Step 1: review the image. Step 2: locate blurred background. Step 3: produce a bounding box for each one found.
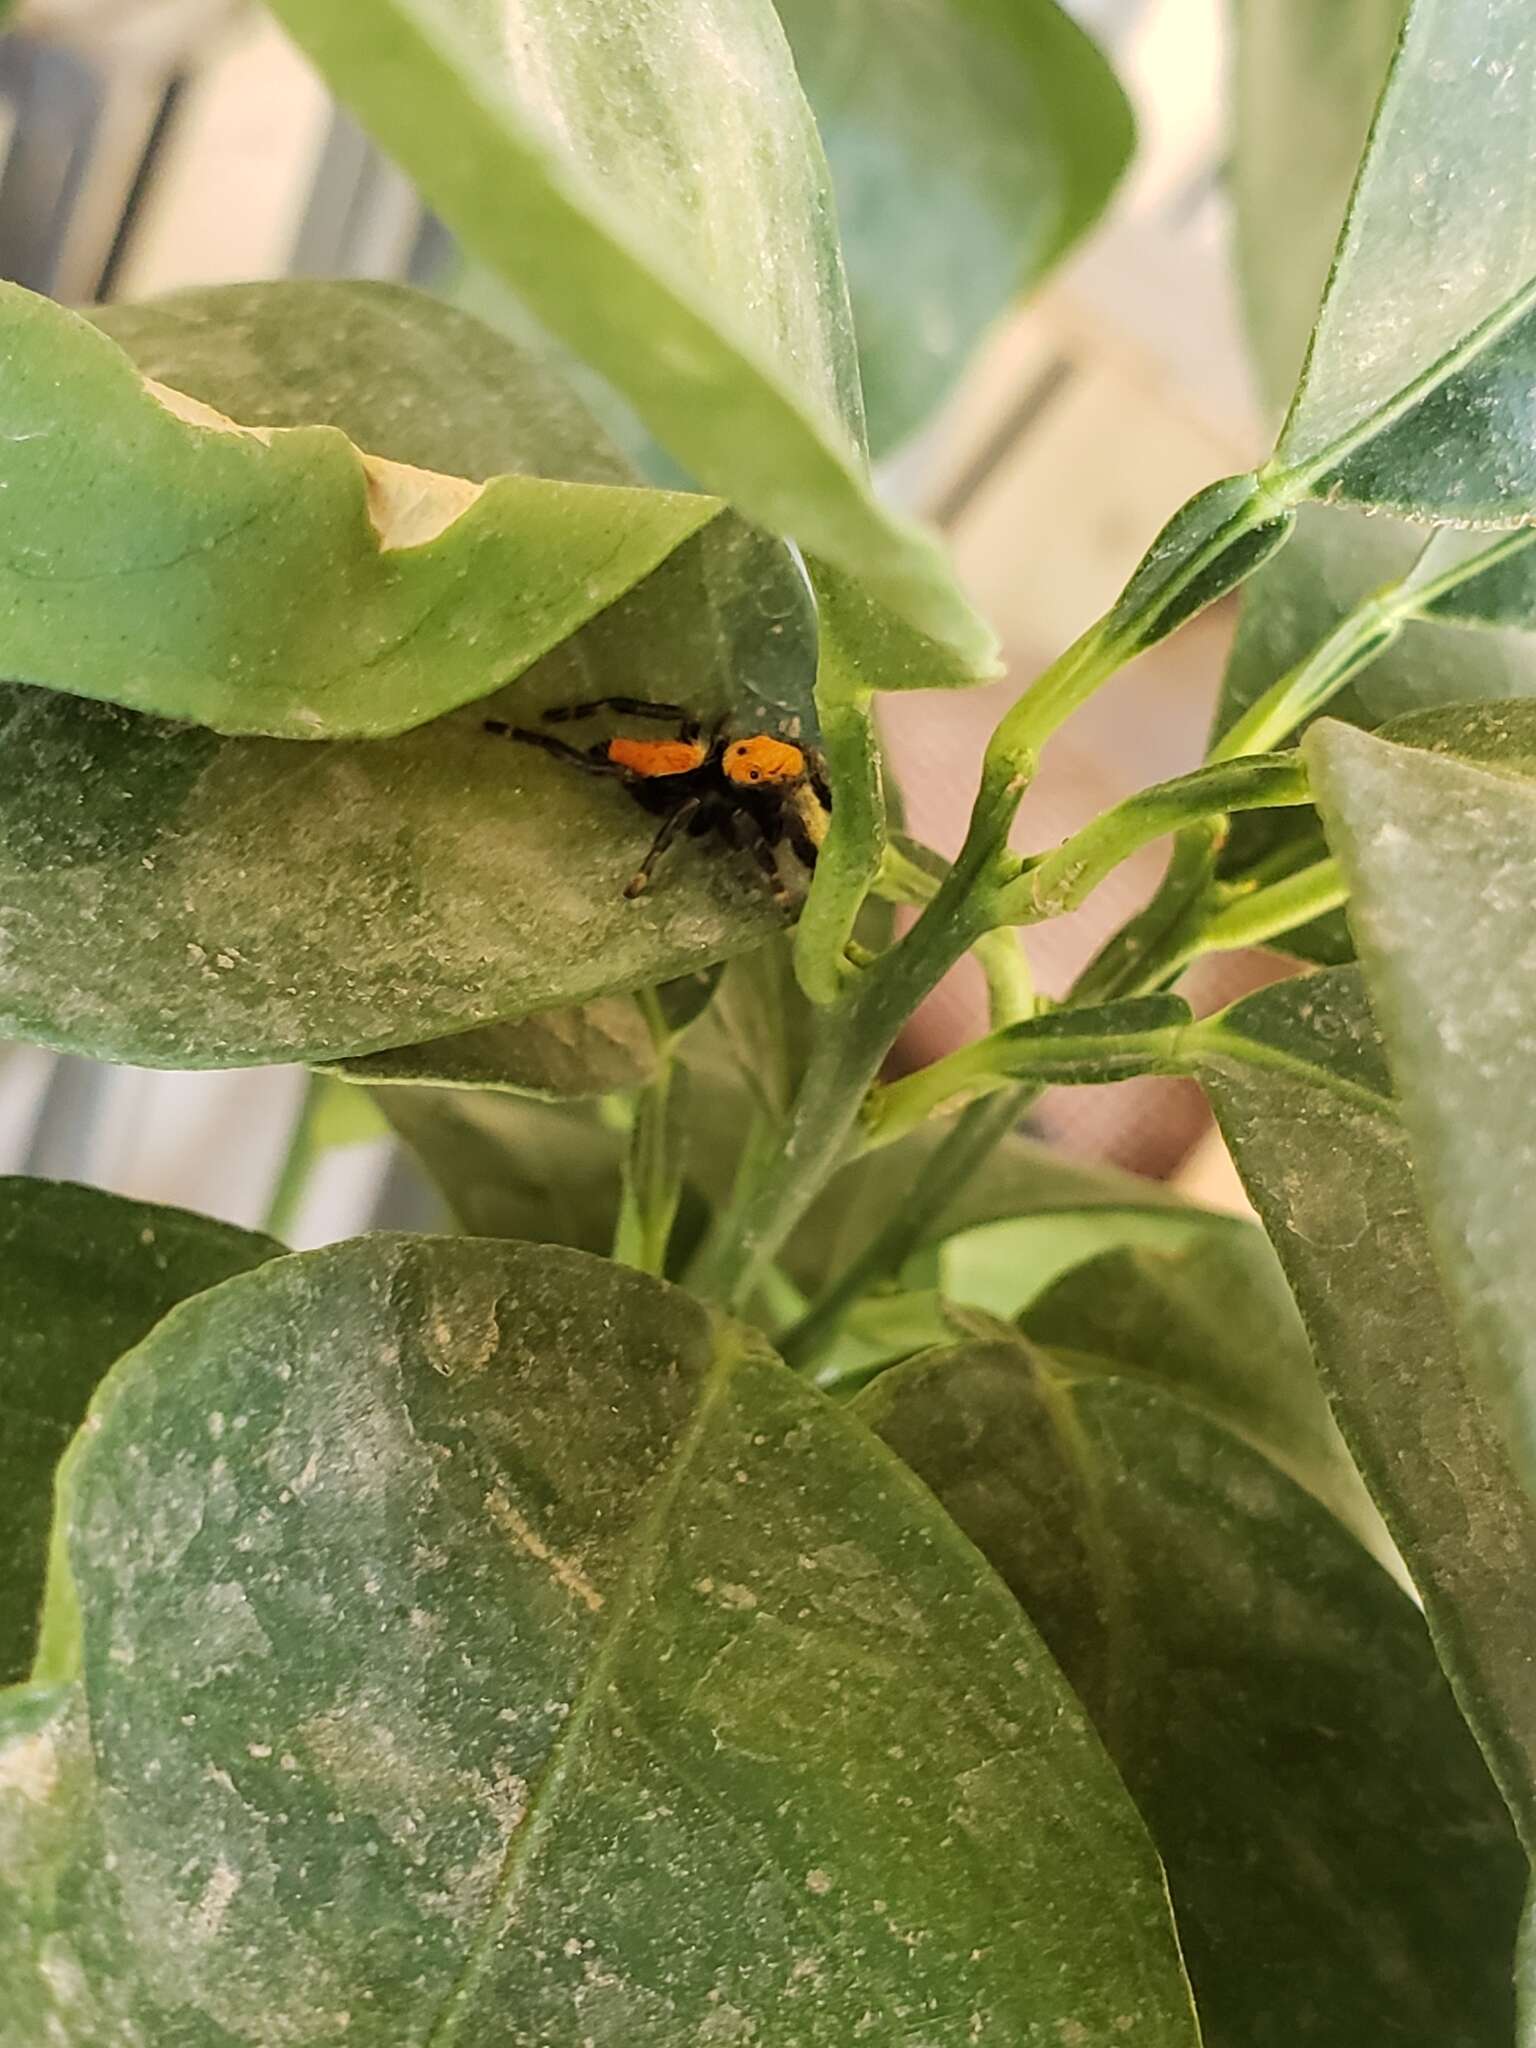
[0,0,1267,1236]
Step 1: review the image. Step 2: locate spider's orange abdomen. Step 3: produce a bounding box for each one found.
[723,736,806,788]
[607,736,709,778]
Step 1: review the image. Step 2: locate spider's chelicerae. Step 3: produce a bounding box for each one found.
[486,697,832,905]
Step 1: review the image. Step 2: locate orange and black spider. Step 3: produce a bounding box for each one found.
[485,696,832,904]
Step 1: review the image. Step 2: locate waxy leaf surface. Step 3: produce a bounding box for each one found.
[0,281,719,738]
[0,1237,1200,2045]
[862,1326,1525,2048]
[265,0,995,673]
[0,1177,276,1685]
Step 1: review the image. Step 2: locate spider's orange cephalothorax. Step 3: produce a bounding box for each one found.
[607,736,709,778]
[723,735,806,788]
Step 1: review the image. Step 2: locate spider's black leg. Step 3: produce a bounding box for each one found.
[723,807,794,909]
[485,722,624,775]
[807,752,833,814]
[544,697,690,724]
[625,796,704,898]
[783,808,822,871]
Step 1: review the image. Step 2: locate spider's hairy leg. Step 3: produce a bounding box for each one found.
[485,721,622,774]
[544,697,691,724]
[625,795,704,898]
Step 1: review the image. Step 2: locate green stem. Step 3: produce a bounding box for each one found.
[1214,526,1536,762]
[1212,594,1407,761]
[701,888,993,1309]
[612,993,687,1277]
[778,1086,1034,1375]
[984,474,1296,780]
[1001,754,1309,923]
[864,1008,1187,1147]
[1069,821,1226,1003]
[264,1072,326,1240]
[1186,857,1346,959]
[699,472,1302,1318]
[973,926,1035,1027]
[794,688,885,1004]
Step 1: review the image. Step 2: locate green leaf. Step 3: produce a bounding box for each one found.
[1021,1237,1393,1572]
[0,283,829,1066]
[99,277,824,726]
[0,670,793,1067]
[1308,708,1536,1494]
[1231,0,1407,416]
[859,1328,1526,2047]
[2,1236,1199,2043]
[0,1178,277,1686]
[0,281,721,738]
[777,0,1131,454]
[1270,0,1536,521]
[265,0,996,677]
[94,278,640,490]
[784,1119,1196,1305]
[1190,967,1536,1844]
[0,467,814,1070]
[378,1091,626,1250]
[328,998,658,1100]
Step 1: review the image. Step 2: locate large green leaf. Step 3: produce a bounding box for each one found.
[0,1178,277,1686]
[265,0,995,676]
[0,281,830,1066]
[0,660,788,1067]
[1,1237,1199,2043]
[1190,968,1536,1845]
[860,1329,1526,2048]
[1021,1237,1392,1573]
[1308,707,1536,1494]
[1270,0,1536,521]
[0,486,815,1073]
[777,0,1131,454]
[1232,0,1407,416]
[0,281,721,738]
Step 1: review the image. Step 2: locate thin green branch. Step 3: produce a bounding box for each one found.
[974,926,1035,1028]
[1215,525,1536,762]
[794,687,885,1004]
[264,1073,326,1241]
[777,1086,1033,1375]
[1186,858,1347,960]
[1000,754,1309,925]
[863,999,1189,1149]
[612,991,688,1277]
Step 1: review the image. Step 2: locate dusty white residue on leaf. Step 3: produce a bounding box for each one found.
[0,1729,58,1803]
[486,1487,605,1613]
[37,1939,86,2009]
[190,1858,242,1941]
[196,1580,274,1664]
[424,1277,502,1380]
[142,371,486,551]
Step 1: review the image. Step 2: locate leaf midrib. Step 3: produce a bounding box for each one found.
[1278,268,1536,499]
[421,1323,746,2046]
